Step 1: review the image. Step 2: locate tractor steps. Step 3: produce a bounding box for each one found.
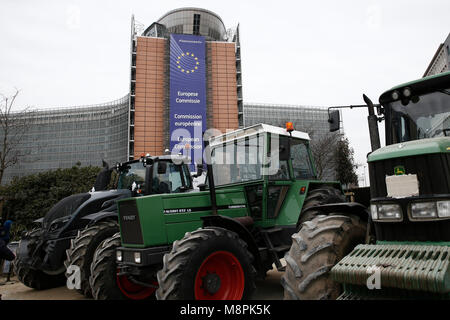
[260,228,290,271]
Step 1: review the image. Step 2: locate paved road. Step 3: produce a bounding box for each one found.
[0,267,284,300]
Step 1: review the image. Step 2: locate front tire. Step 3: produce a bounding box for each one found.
[156,227,256,300]
[89,233,157,300]
[64,220,119,297]
[281,213,366,300]
[14,229,66,290]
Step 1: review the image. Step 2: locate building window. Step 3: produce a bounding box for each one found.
[193,14,200,35]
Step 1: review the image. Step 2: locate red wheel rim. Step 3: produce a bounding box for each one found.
[116,270,157,300]
[194,250,245,300]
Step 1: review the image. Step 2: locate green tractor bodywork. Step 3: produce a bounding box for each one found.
[114,124,367,299]
[331,71,450,299]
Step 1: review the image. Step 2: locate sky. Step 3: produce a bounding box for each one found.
[0,0,449,184]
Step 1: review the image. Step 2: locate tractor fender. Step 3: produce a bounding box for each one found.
[307,181,343,192]
[201,215,262,272]
[306,202,369,222]
[82,210,118,227]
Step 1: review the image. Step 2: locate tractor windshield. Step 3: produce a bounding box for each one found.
[211,134,265,186]
[387,88,450,144]
[151,161,192,193]
[118,162,146,191]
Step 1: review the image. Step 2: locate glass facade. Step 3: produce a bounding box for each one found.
[243,102,342,180]
[243,102,332,138]
[2,96,129,183]
[156,8,227,41]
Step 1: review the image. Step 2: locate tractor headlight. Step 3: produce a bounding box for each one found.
[116,250,122,262]
[372,204,402,221]
[411,202,437,219]
[437,201,450,218]
[370,204,378,220]
[134,252,141,264]
[409,200,450,219]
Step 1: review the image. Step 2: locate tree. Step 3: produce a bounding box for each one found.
[335,136,358,188]
[309,132,340,180]
[0,89,34,185]
[0,165,102,240]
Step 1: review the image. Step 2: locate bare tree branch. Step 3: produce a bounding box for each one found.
[0,89,34,184]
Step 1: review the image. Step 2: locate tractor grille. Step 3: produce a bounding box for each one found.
[369,153,450,242]
[118,199,144,245]
[369,153,450,198]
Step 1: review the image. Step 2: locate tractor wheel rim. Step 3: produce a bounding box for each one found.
[116,271,157,300]
[194,250,245,300]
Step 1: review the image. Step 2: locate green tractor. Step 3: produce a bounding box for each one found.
[95,123,369,300]
[285,71,450,299]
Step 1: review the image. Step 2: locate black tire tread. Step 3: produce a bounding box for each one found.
[89,232,123,300]
[64,220,118,297]
[298,185,346,228]
[281,213,366,300]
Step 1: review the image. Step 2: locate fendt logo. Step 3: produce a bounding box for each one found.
[122,215,136,221]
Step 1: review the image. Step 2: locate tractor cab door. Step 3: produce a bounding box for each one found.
[264,135,316,220]
[265,134,292,220]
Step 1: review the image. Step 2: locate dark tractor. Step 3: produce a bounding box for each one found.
[14,155,193,296]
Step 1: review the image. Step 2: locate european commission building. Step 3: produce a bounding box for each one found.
[1,8,334,183]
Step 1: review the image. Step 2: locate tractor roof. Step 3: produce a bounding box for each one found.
[151,154,191,163]
[379,71,450,104]
[209,123,310,147]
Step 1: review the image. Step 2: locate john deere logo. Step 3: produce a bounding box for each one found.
[394,165,406,175]
[176,52,200,74]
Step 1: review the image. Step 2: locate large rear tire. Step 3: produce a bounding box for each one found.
[89,233,157,300]
[64,220,119,297]
[156,227,256,300]
[298,186,346,228]
[281,213,366,300]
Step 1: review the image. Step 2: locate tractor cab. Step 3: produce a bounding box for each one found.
[116,155,194,197]
[206,123,317,222]
[380,71,450,145]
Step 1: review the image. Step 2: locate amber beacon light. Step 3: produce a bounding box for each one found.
[286,122,294,133]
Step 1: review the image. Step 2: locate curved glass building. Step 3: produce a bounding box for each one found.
[1,7,343,183]
[153,7,227,41]
[2,96,129,183]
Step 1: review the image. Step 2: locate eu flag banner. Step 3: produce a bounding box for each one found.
[169,34,207,170]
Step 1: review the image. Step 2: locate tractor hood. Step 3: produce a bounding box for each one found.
[368,136,450,162]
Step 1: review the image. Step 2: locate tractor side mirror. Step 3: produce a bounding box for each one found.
[157,161,167,174]
[328,110,340,132]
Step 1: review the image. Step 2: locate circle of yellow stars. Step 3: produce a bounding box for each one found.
[176,52,200,74]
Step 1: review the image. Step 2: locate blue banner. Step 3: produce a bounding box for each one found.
[169,34,206,170]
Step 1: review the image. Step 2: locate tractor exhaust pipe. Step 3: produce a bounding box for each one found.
[204,140,218,215]
[363,94,381,152]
